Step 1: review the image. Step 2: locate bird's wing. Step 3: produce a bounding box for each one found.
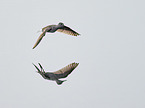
[32,63,40,72]
[57,26,80,36]
[38,63,44,72]
[53,62,79,78]
[32,29,47,49]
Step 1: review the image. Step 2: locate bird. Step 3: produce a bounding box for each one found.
[33,62,79,85]
[32,22,80,49]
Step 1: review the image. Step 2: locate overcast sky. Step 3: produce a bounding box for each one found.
[0,0,145,108]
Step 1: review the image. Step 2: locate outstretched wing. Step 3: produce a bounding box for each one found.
[38,63,44,72]
[57,26,80,36]
[33,63,47,79]
[32,63,40,72]
[32,28,49,49]
[53,62,79,78]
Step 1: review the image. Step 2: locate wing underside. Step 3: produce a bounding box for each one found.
[53,62,79,78]
[57,26,80,36]
[32,30,47,49]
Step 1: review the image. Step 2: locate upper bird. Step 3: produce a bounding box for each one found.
[33,62,79,85]
[32,22,80,49]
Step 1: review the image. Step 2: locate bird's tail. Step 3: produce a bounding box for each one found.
[56,80,66,85]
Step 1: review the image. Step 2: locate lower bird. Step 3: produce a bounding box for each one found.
[33,22,80,49]
[33,62,79,85]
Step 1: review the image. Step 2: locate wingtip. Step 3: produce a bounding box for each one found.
[32,63,35,65]
[32,46,36,49]
[72,62,79,66]
[77,33,80,35]
[76,63,79,65]
[32,63,41,72]
[32,63,37,67]
[74,33,80,36]
[38,62,43,68]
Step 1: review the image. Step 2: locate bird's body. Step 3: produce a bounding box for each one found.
[33,22,80,49]
[33,62,79,85]
[42,24,63,33]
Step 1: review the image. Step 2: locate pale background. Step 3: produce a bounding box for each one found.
[0,0,145,108]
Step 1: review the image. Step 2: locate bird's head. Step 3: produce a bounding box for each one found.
[58,22,64,26]
[57,80,67,85]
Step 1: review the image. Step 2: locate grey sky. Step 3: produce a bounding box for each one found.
[0,0,145,108]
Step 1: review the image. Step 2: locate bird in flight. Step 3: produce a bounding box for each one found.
[33,62,79,85]
[33,22,80,49]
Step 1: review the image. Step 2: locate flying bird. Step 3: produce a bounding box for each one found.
[33,22,80,49]
[33,62,79,85]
